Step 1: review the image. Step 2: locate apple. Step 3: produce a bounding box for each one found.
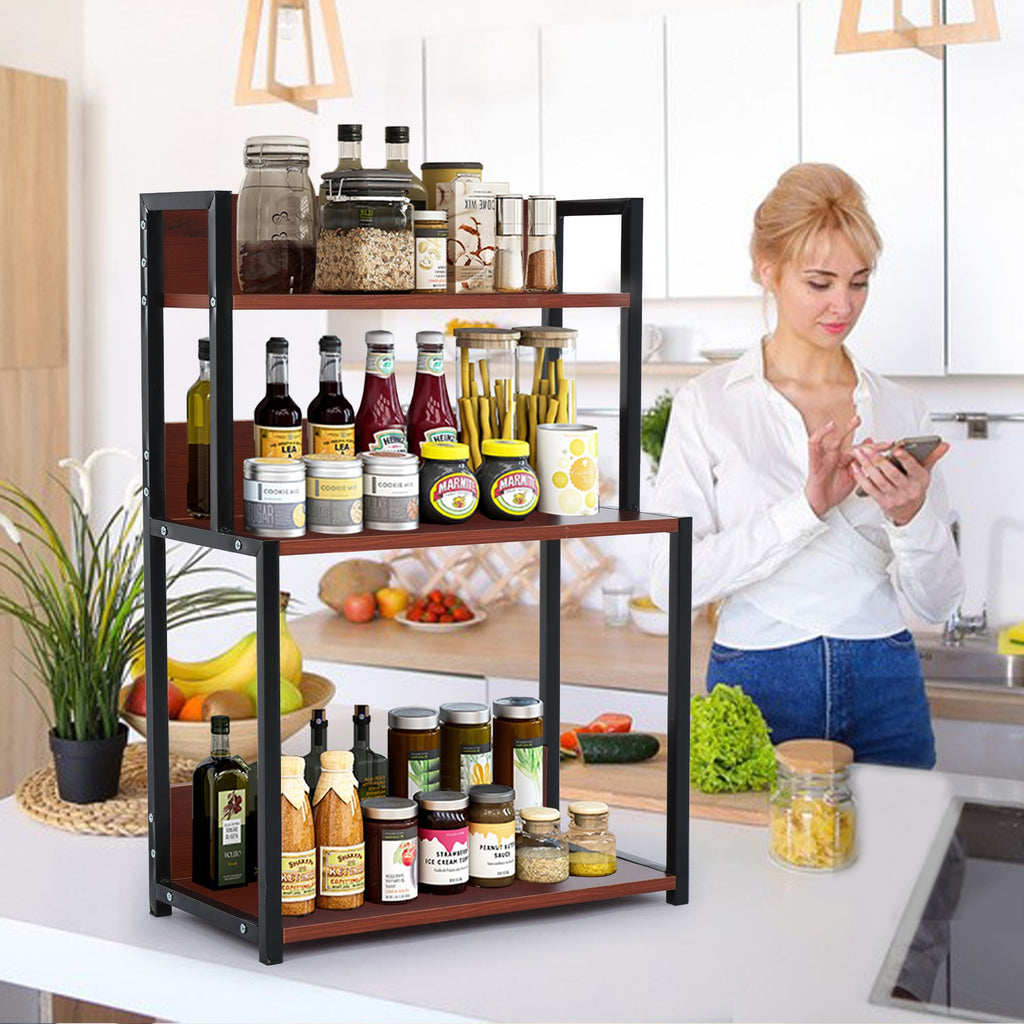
[167,682,186,720]
[125,675,187,719]
[342,590,377,624]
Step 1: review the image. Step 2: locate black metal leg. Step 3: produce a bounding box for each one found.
[255,544,283,965]
[208,191,235,534]
[538,540,561,809]
[619,198,644,512]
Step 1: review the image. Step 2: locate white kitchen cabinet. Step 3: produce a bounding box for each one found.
[946,2,1024,375]
[540,16,666,298]
[799,0,945,376]
[423,27,541,199]
[666,0,800,299]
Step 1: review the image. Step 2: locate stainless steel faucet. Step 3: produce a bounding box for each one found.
[943,510,987,645]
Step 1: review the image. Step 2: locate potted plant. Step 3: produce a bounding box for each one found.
[0,450,253,803]
[640,390,675,477]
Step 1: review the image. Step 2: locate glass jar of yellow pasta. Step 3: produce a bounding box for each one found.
[769,739,856,872]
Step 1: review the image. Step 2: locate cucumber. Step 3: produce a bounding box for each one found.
[576,732,660,764]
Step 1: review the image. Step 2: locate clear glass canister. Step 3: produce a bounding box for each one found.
[566,800,617,877]
[526,195,557,292]
[454,328,520,472]
[769,739,856,872]
[494,194,525,293]
[516,326,577,467]
[516,807,569,884]
[237,136,316,295]
[316,169,414,293]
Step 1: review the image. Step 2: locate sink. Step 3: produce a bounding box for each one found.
[915,633,1024,688]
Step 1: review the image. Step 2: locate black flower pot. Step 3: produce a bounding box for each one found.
[48,722,128,804]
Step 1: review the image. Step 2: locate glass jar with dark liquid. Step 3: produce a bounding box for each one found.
[306,335,355,458]
[254,337,303,459]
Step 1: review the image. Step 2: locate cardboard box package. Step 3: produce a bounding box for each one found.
[437,179,509,292]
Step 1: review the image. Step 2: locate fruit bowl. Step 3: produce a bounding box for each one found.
[629,596,669,636]
[119,672,335,762]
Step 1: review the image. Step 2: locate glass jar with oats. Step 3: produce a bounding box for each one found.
[316,170,414,293]
[769,739,856,872]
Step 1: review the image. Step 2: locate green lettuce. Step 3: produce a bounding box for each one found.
[690,684,776,793]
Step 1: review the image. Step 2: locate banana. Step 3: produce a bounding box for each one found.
[132,592,303,696]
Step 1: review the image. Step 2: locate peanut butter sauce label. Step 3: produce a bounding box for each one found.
[309,423,355,457]
[319,843,365,895]
[468,820,515,879]
[281,848,316,902]
[255,424,302,459]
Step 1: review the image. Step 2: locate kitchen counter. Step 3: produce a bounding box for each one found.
[1,762,1022,1022]
[291,607,1024,723]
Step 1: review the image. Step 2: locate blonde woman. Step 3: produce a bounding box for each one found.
[649,163,963,768]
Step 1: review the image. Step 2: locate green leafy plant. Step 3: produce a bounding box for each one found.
[0,450,253,742]
[640,390,674,476]
[690,684,776,793]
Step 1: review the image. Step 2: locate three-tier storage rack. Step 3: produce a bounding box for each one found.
[140,191,692,964]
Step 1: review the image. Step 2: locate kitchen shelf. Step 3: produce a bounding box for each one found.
[140,190,691,964]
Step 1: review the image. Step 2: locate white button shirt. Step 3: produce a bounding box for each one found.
[648,342,964,648]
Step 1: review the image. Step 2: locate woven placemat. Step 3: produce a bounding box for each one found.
[15,743,196,837]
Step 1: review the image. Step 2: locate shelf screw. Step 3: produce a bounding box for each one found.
[144,450,149,461]
[166,892,173,903]
[148,813,154,823]
[210,297,217,308]
[141,220,147,230]
[141,257,147,269]
[239,923,247,935]
[141,296,148,307]
[234,540,242,552]
[143,487,150,498]
[160,526,168,537]
[151,849,156,859]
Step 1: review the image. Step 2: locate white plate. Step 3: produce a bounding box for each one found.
[698,347,745,364]
[395,607,488,632]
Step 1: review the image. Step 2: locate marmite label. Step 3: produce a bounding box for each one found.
[281,848,316,902]
[429,472,478,520]
[255,424,302,460]
[319,843,365,895]
[490,470,539,516]
[309,423,355,457]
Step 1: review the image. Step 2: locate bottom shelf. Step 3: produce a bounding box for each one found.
[168,785,674,945]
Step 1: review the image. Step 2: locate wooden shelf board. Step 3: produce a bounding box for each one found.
[164,292,630,311]
[167,785,672,944]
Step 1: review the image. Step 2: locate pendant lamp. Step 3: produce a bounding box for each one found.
[836,0,1000,57]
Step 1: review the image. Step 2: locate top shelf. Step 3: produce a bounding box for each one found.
[165,292,630,311]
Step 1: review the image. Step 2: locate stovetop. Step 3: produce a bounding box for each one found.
[873,799,1024,1021]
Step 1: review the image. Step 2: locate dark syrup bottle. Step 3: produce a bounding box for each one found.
[350,705,388,799]
[254,337,303,459]
[306,335,355,457]
[186,336,210,517]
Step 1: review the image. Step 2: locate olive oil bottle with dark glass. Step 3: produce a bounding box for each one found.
[303,707,329,794]
[192,715,252,890]
[186,337,210,518]
[351,704,388,799]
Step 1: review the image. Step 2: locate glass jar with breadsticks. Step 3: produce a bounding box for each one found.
[453,328,520,472]
[515,326,578,469]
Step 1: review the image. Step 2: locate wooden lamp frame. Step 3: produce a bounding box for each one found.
[235,0,351,114]
[836,0,1000,57]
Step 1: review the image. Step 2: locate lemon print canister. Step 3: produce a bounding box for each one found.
[536,423,599,516]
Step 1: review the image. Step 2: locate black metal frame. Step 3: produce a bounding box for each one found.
[140,191,688,966]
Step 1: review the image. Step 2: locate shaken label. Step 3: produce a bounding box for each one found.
[319,843,365,895]
[281,848,316,902]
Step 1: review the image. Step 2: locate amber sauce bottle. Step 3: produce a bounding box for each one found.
[254,337,303,459]
[306,335,355,457]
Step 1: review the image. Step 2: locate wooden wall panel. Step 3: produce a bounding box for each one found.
[0,66,68,798]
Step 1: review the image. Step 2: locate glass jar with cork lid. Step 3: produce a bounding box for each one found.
[769,739,856,872]
[566,801,617,877]
[516,807,569,884]
[516,326,578,466]
[454,328,520,472]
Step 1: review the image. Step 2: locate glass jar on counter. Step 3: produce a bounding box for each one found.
[439,702,492,792]
[467,784,516,888]
[315,170,414,293]
[526,196,557,292]
[387,707,440,799]
[237,136,316,294]
[415,790,469,895]
[516,807,569,884]
[454,328,520,472]
[516,326,578,466]
[769,739,856,872]
[566,801,617,877]
[492,696,543,811]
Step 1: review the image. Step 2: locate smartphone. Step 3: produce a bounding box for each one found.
[855,435,943,496]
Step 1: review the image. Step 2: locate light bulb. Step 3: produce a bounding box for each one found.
[278,6,302,41]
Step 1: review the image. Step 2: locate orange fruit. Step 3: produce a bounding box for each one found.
[178,694,206,722]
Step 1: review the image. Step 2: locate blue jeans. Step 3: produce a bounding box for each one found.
[705,630,936,769]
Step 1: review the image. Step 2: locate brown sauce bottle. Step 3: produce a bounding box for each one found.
[254,337,302,459]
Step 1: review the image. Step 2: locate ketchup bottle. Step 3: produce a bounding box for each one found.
[355,330,407,453]
[406,331,457,456]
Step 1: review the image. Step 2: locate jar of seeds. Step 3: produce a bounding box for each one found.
[316,170,414,293]
[516,807,569,884]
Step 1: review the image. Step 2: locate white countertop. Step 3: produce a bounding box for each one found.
[1,762,1022,1023]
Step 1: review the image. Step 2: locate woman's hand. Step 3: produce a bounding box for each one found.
[804,415,861,518]
[851,440,949,525]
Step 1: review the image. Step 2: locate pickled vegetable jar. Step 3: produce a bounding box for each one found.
[769,739,856,872]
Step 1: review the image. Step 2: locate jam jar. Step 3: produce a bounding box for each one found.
[362,797,418,904]
[492,696,543,812]
[566,801,617,877]
[387,707,441,799]
[476,440,539,520]
[439,702,492,791]
[415,790,469,894]
[769,739,856,872]
[419,442,479,524]
[467,784,516,888]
